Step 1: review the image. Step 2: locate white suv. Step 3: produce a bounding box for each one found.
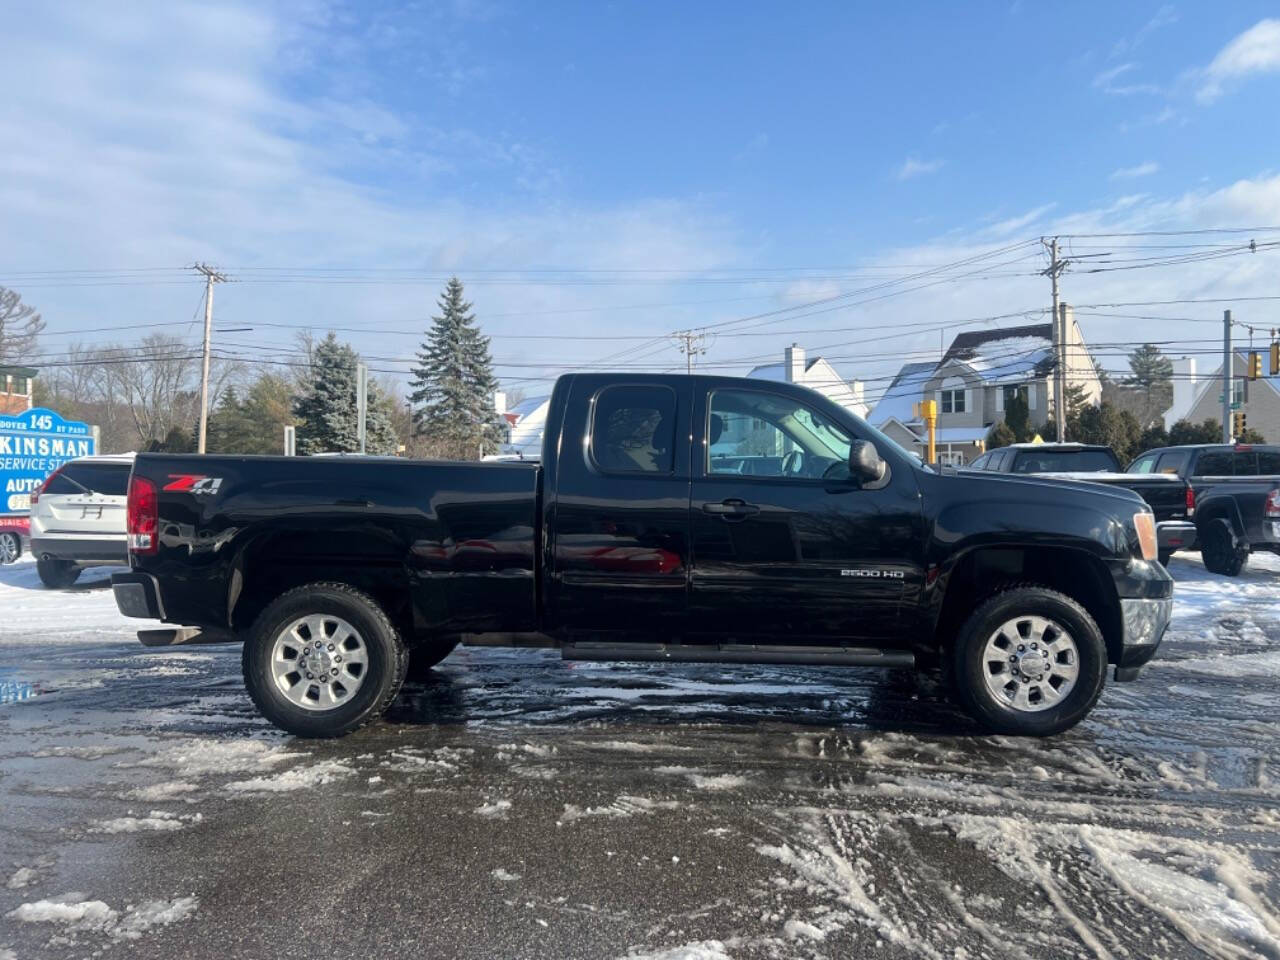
[30,454,135,588]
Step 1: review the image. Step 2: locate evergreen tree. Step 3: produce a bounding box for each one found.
[1073,402,1143,462]
[1138,423,1168,453]
[1004,392,1031,442]
[293,333,398,455]
[986,421,1016,449]
[408,277,503,459]
[1124,343,1174,428]
[1169,418,1223,445]
[208,374,299,454]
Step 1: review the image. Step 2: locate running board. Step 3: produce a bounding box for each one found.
[560,642,914,668]
[138,627,239,647]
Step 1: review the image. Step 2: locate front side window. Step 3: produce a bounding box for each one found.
[969,453,990,470]
[940,389,966,414]
[1128,455,1156,474]
[707,390,851,480]
[590,385,677,474]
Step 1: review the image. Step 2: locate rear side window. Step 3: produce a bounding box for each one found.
[1233,451,1259,475]
[988,451,1009,471]
[44,462,130,496]
[1257,451,1280,474]
[1194,452,1233,476]
[590,386,677,474]
[1154,452,1188,475]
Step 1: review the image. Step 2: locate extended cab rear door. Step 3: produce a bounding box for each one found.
[544,375,693,638]
[687,380,925,644]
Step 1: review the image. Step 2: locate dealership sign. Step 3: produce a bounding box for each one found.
[0,408,96,515]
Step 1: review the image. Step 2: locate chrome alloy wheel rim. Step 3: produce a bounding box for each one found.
[981,615,1079,713]
[0,533,17,563]
[271,615,368,711]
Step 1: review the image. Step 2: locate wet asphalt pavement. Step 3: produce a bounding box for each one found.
[1,557,1279,960]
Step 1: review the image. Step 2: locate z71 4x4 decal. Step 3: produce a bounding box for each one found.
[163,475,224,496]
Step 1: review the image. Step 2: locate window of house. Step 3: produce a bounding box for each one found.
[590,385,677,474]
[940,389,966,414]
[11,376,27,395]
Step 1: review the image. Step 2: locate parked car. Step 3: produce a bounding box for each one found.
[0,515,28,564]
[29,454,135,587]
[964,443,1191,565]
[111,374,1172,739]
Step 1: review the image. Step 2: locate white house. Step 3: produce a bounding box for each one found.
[747,344,869,419]
[492,392,549,460]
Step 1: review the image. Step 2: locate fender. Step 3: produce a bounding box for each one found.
[1193,490,1247,542]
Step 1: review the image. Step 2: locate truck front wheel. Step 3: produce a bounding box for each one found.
[242,583,407,738]
[951,586,1107,737]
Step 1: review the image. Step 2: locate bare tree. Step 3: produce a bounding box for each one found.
[0,287,45,365]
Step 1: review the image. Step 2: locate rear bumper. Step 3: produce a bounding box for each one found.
[111,571,165,620]
[1156,520,1197,554]
[31,536,127,564]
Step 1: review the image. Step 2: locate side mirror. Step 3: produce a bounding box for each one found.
[849,440,886,485]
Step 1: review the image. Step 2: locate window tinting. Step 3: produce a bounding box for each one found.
[1012,450,1117,473]
[1232,451,1259,475]
[988,451,1008,471]
[969,453,990,470]
[1128,455,1156,474]
[45,462,131,496]
[1154,451,1188,475]
[1194,451,1233,476]
[1256,451,1280,474]
[591,386,677,474]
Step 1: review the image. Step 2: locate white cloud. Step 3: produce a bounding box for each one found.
[1093,62,1161,95]
[1197,18,1280,102]
[983,203,1057,237]
[895,156,944,181]
[1110,161,1160,180]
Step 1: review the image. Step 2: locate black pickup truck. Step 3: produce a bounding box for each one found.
[111,373,1172,738]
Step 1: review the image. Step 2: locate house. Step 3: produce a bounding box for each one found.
[1177,351,1280,441]
[493,392,550,459]
[0,366,36,416]
[870,308,1102,465]
[747,344,868,419]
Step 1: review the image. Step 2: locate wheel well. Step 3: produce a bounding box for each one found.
[229,534,416,642]
[933,546,1123,663]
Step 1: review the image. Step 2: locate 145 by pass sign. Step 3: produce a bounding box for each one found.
[0,408,96,515]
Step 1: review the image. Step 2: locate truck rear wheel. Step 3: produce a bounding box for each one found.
[951,586,1107,737]
[242,583,407,738]
[37,557,80,588]
[1200,521,1247,577]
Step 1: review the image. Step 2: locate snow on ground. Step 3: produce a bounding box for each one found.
[0,556,162,645]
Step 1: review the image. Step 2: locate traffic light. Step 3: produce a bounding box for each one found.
[1271,341,1279,376]
[1249,351,1262,380]
[1233,410,1247,437]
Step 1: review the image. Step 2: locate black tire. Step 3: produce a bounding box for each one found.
[37,557,81,588]
[952,586,1107,737]
[1200,522,1246,577]
[0,532,20,564]
[405,636,459,682]
[1157,549,1174,568]
[242,582,407,738]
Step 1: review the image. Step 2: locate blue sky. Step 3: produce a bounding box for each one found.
[3,2,1280,405]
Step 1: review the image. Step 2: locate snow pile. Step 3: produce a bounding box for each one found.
[7,893,196,941]
[226,759,354,793]
[0,557,160,645]
[136,737,298,778]
[129,780,198,801]
[474,799,512,817]
[91,810,202,833]
[491,868,521,882]
[6,866,37,889]
[620,941,733,960]
[653,766,749,791]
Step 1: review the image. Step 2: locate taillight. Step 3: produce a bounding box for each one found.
[127,475,158,555]
[1266,489,1280,518]
[31,466,62,506]
[1185,486,1196,517]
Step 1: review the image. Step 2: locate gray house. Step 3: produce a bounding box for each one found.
[1177,351,1280,441]
[871,312,1102,464]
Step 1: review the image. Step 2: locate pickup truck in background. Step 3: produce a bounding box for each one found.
[1124,444,1280,575]
[964,443,1193,566]
[111,374,1172,739]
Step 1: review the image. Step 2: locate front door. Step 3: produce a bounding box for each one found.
[688,384,923,644]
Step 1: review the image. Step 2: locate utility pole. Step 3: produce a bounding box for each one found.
[673,330,709,374]
[192,263,228,454]
[1223,309,1233,443]
[1042,238,1068,442]
[356,362,368,454]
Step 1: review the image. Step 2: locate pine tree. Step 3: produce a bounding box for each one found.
[986,421,1016,449]
[293,333,399,456]
[1124,343,1174,428]
[408,277,503,459]
[1004,393,1031,442]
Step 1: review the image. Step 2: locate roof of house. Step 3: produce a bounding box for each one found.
[1183,350,1280,418]
[746,356,823,381]
[869,361,937,425]
[940,323,1055,384]
[507,396,548,420]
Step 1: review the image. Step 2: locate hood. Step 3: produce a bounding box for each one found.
[950,467,1150,511]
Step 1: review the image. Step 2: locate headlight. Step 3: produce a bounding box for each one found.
[1133,512,1157,561]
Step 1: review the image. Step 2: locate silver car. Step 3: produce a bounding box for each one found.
[29,454,134,588]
